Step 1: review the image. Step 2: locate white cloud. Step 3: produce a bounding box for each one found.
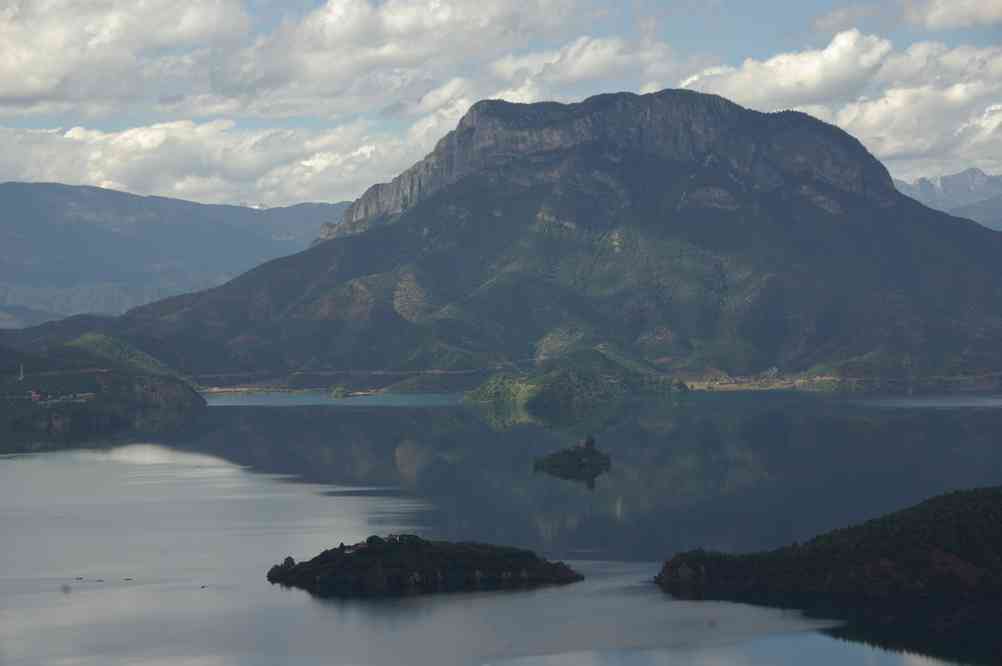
[487,34,683,105]
[813,4,881,33]
[205,0,590,119]
[681,30,892,109]
[0,0,248,111]
[0,118,429,206]
[682,30,1002,179]
[904,0,1002,30]
[0,0,595,119]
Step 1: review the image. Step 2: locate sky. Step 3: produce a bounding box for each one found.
[0,0,1000,206]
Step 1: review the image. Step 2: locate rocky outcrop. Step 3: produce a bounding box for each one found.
[655,487,1002,633]
[316,221,339,243]
[338,89,895,235]
[267,534,583,598]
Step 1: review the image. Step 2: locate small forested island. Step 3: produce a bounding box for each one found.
[267,534,583,598]
[534,435,612,488]
[656,487,1002,637]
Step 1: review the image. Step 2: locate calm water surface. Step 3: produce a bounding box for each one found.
[0,393,976,665]
[203,391,463,408]
[859,394,1002,409]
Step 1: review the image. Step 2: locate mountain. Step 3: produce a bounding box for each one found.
[0,182,348,316]
[895,168,1002,221]
[6,89,1002,387]
[951,193,1002,231]
[895,167,1002,209]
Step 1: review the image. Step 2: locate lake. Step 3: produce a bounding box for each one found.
[2,392,997,665]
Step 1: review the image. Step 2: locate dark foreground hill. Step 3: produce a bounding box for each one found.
[6,89,1002,386]
[656,487,1002,657]
[0,182,347,317]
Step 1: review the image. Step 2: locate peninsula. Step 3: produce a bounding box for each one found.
[656,487,1002,636]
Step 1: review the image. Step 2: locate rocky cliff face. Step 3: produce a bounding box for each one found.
[338,89,895,235]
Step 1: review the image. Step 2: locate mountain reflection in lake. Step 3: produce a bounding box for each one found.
[3,392,1000,665]
[174,391,1002,560]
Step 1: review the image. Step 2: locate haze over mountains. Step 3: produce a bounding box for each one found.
[0,182,348,319]
[7,89,1002,387]
[952,195,1002,231]
[895,168,1002,230]
[0,304,60,330]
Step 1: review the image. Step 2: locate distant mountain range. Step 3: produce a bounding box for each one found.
[6,89,1002,387]
[895,168,1002,230]
[951,194,1002,231]
[0,182,348,319]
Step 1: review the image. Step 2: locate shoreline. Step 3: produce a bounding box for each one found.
[199,386,381,398]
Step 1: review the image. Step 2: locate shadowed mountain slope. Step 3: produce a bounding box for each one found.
[6,89,1002,385]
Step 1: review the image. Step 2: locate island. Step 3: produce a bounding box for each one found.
[655,487,1002,639]
[267,534,583,598]
[534,435,612,488]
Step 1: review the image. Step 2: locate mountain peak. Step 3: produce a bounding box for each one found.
[896,167,1002,213]
[337,88,894,235]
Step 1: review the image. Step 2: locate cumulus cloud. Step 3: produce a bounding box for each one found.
[682,30,1002,179]
[0,0,248,113]
[204,0,591,119]
[486,32,696,109]
[681,30,892,109]
[0,119,427,206]
[813,4,881,33]
[904,0,1002,30]
[0,0,595,119]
